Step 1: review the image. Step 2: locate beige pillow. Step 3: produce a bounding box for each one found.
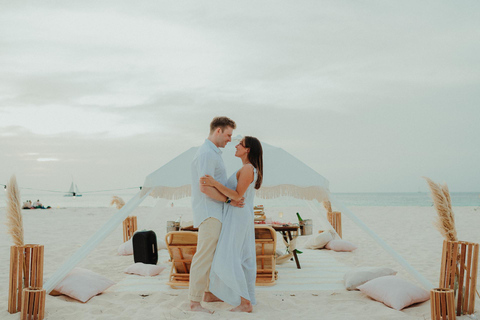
[344,267,397,290]
[325,239,357,252]
[118,239,133,256]
[124,263,166,277]
[304,231,334,249]
[157,239,167,251]
[357,275,430,310]
[52,267,115,303]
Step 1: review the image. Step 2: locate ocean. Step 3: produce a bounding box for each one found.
[334,192,480,207]
[0,191,479,208]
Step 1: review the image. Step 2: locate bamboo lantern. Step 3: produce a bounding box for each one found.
[21,287,46,320]
[327,211,342,238]
[439,240,479,316]
[123,216,137,242]
[431,288,456,320]
[8,244,44,314]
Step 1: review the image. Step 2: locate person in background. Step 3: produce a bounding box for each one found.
[22,200,32,209]
[33,199,44,209]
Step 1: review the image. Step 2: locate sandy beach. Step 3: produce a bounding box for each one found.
[1,204,479,319]
[2,0,479,318]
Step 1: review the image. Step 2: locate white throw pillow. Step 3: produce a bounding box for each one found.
[344,267,397,290]
[326,239,357,252]
[357,275,430,310]
[304,231,334,249]
[157,239,167,251]
[52,267,115,303]
[124,263,166,277]
[118,239,133,256]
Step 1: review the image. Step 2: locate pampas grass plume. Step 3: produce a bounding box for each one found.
[6,175,24,246]
[423,177,457,242]
[111,196,125,210]
[323,200,332,213]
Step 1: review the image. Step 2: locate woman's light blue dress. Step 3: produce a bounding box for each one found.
[209,165,257,306]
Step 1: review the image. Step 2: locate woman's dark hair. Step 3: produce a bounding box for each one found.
[244,136,263,189]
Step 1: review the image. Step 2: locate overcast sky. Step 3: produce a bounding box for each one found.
[1,1,479,193]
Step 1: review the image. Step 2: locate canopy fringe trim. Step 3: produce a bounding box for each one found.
[256,184,329,203]
[143,184,330,203]
[142,185,192,199]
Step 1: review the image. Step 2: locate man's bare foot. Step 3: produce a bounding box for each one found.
[230,298,252,313]
[203,292,223,302]
[190,301,213,313]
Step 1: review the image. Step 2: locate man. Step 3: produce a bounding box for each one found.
[189,116,244,313]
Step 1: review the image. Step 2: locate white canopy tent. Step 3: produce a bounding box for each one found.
[44,138,433,293]
[142,138,330,202]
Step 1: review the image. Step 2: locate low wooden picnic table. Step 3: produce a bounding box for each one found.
[181,224,302,269]
[270,225,301,269]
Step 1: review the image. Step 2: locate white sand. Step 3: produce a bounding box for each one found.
[1,205,479,319]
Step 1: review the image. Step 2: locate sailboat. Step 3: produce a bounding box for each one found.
[64,181,82,197]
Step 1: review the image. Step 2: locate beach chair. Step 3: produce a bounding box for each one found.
[165,231,198,288]
[255,225,277,286]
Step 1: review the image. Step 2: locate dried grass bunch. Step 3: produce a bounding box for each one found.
[424,177,457,242]
[323,200,332,213]
[111,196,125,209]
[6,175,24,246]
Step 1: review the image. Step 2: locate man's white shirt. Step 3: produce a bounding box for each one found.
[191,139,228,228]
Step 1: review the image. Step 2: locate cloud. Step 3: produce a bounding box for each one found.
[37,158,59,162]
[1,1,479,192]
[0,106,160,137]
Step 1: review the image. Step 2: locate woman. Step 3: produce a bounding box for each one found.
[200,136,263,313]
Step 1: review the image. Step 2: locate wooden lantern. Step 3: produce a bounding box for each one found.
[8,244,44,314]
[327,211,342,238]
[21,287,46,320]
[431,288,456,320]
[439,240,479,316]
[123,216,137,242]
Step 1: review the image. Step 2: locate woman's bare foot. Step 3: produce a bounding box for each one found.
[190,301,213,313]
[203,292,223,302]
[230,298,252,313]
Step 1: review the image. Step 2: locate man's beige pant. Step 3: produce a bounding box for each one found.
[188,217,222,302]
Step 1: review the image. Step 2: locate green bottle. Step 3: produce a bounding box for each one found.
[296,212,303,222]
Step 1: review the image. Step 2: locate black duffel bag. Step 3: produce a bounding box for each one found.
[132,230,158,265]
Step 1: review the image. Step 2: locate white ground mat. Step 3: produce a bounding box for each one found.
[110,249,350,293]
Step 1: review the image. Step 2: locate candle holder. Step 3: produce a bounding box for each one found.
[8,245,44,314]
[439,240,479,316]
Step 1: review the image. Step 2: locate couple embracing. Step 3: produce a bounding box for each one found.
[189,116,263,313]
